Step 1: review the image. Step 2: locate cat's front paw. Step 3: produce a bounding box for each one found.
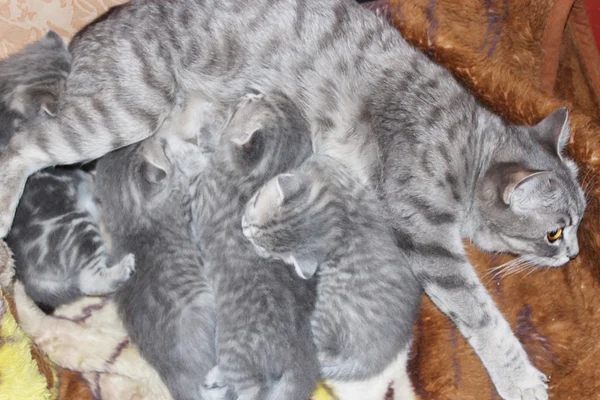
[495,364,548,400]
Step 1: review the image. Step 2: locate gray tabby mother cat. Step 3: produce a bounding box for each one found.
[0,0,585,398]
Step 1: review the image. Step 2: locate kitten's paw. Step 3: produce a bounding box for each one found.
[118,253,136,277]
[204,366,228,390]
[496,365,548,400]
[104,254,135,291]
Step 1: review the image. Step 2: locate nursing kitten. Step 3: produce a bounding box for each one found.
[8,167,135,312]
[193,92,318,400]
[1,32,133,312]
[0,0,586,398]
[94,136,222,400]
[242,154,421,386]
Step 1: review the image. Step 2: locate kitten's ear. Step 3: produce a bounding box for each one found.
[531,107,570,157]
[275,173,302,203]
[290,255,318,280]
[230,129,259,149]
[141,140,171,184]
[37,91,60,117]
[40,31,66,50]
[502,169,551,205]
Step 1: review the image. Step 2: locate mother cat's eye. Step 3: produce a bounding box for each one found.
[547,228,564,242]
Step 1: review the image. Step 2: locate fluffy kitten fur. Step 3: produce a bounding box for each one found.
[242,154,421,384]
[191,92,319,400]
[94,136,221,400]
[1,32,133,312]
[8,167,135,312]
[0,1,586,398]
[0,30,70,151]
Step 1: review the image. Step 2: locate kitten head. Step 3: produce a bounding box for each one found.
[216,91,312,190]
[475,108,586,267]
[95,136,206,233]
[0,31,71,119]
[0,31,71,153]
[242,156,348,279]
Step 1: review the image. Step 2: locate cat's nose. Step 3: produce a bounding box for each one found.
[568,250,579,259]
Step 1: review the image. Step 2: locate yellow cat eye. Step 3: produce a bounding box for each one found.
[547,228,563,242]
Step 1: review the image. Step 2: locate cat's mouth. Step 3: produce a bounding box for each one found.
[522,254,570,268]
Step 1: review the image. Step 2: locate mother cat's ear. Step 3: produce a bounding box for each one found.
[140,139,172,184]
[531,107,570,158]
[502,169,551,207]
[275,173,302,203]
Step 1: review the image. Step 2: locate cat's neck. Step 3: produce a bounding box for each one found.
[459,108,512,240]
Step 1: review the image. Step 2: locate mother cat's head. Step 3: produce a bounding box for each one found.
[474,108,586,267]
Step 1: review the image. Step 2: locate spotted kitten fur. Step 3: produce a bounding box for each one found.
[0,1,586,398]
[1,32,134,312]
[243,154,421,394]
[192,92,318,400]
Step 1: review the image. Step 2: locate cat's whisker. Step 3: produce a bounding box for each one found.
[484,258,524,278]
[486,258,530,283]
[521,265,541,280]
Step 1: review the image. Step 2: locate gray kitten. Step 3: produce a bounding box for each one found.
[8,167,135,312]
[192,92,318,400]
[94,135,222,400]
[0,0,586,398]
[1,32,133,312]
[0,30,70,150]
[242,154,421,383]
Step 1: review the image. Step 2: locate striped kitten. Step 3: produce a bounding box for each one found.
[242,154,420,392]
[94,135,223,400]
[192,92,319,400]
[1,32,134,312]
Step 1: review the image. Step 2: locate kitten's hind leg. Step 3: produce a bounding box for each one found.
[329,348,415,400]
[78,254,135,296]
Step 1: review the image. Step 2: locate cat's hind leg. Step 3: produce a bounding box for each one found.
[78,253,135,296]
[328,348,415,400]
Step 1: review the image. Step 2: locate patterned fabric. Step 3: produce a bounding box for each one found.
[0,241,57,400]
[0,0,124,59]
